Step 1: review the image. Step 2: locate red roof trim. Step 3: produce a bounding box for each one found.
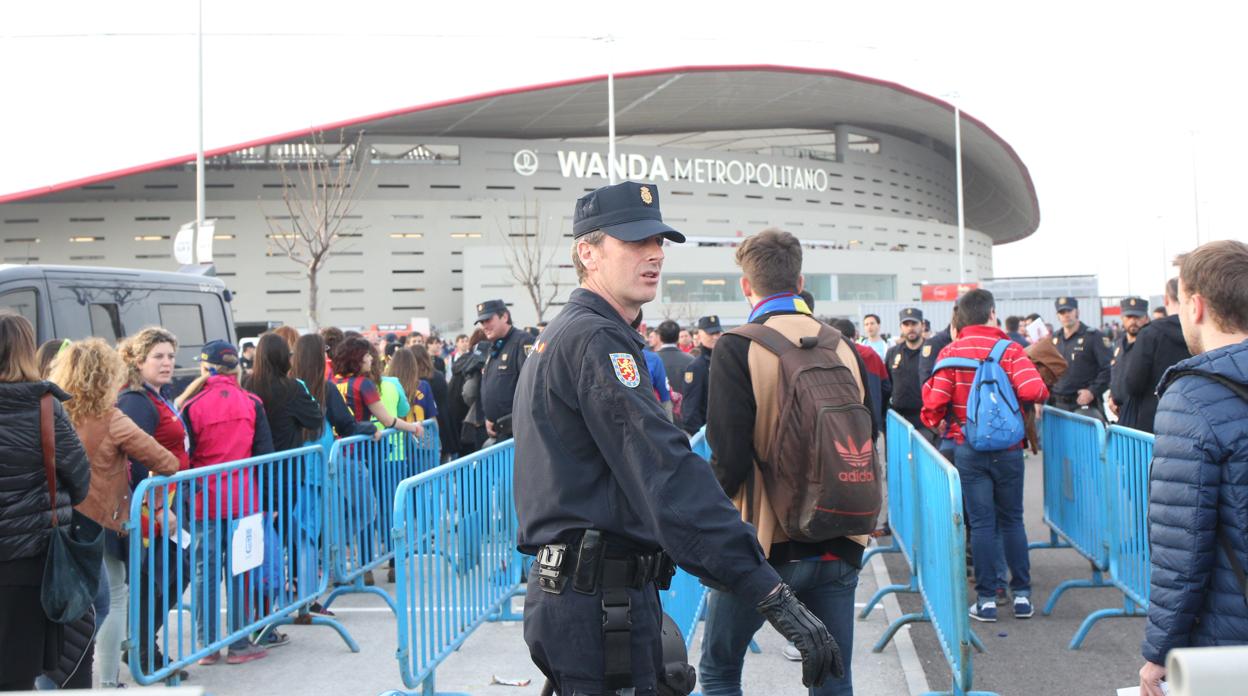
[0,63,1038,240]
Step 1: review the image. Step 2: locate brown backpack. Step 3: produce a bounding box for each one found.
[729,322,881,542]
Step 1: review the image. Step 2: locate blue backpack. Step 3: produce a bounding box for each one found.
[933,339,1025,451]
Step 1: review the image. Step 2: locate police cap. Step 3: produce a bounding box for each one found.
[1055,296,1079,312]
[572,181,687,243]
[899,308,924,324]
[1120,296,1148,318]
[475,299,508,323]
[696,315,723,334]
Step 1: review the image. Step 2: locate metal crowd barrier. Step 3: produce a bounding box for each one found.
[860,410,919,619]
[1028,407,1152,648]
[126,445,357,685]
[866,420,994,696]
[324,421,440,612]
[659,428,713,649]
[392,439,520,693]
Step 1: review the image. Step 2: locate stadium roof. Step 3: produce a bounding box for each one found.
[0,64,1038,243]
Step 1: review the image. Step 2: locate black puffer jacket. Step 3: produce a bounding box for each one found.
[0,381,91,562]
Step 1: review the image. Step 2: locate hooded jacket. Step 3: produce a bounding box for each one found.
[1142,338,1248,664]
[0,382,90,565]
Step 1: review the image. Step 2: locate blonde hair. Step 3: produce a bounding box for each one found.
[175,361,240,411]
[47,338,126,426]
[118,327,179,390]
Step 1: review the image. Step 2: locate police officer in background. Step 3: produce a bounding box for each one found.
[680,315,721,435]
[1107,296,1149,425]
[514,181,839,695]
[886,307,926,430]
[1048,296,1112,422]
[475,298,535,442]
[1120,278,1192,433]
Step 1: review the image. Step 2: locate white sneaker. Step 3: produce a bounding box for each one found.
[782,642,802,662]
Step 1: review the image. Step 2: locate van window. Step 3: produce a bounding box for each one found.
[88,303,123,343]
[0,288,38,333]
[159,303,206,347]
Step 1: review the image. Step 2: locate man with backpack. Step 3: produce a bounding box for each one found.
[1138,240,1248,696]
[702,229,878,696]
[921,289,1049,622]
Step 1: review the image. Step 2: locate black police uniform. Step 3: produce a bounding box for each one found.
[886,308,925,430]
[918,326,953,386]
[680,316,720,436]
[1121,314,1191,434]
[478,307,535,439]
[1049,298,1112,420]
[514,182,839,696]
[1108,297,1148,428]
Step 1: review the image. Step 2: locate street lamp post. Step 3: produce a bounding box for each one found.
[954,103,966,283]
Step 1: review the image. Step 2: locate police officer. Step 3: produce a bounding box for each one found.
[1107,296,1148,425]
[514,181,839,695]
[475,298,535,442]
[679,315,720,435]
[1048,296,1112,421]
[886,307,926,430]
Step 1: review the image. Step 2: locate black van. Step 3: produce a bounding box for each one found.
[0,264,236,383]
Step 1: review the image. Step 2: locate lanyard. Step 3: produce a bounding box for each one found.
[747,292,812,323]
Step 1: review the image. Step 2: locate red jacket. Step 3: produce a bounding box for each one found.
[920,325,1049,446]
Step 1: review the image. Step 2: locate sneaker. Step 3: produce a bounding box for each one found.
[197,651,222,666]
[308,601,335,617]
[781,642,802,662]
[1013,595,1034,619]
[253,629,291,648]
[969,600,998,623]
[225,645,269,665]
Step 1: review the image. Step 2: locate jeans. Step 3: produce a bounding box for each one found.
[96,553,127,685]
[192,519,251,652]
[953,443,1030,601]
[699,560,859,696]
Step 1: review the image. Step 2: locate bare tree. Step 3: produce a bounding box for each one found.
[499,199,566,324]
[260,131,370,330]
[664,301,705,327]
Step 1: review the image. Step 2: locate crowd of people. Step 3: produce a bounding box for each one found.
[0,308,512,690]
[2,172,1245,695]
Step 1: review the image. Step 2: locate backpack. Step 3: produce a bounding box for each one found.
[728,322,880,542]
[933,339,1025,452]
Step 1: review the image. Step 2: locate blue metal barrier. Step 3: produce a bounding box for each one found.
[1063,425,1152,648]
[661,428,713,650]
[860,411,919,619]
[126,445,357,685]
[908,432,995,696]
[392,439,520,694]
[1028,408,1115,623]
[325,421,440,612]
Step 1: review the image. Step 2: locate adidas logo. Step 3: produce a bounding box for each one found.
[834,437,873,468]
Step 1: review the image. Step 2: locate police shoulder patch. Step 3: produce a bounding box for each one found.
[524,344,534,357]
[610,353,640,388]
[922,345,932,357]
[684,371,694,384]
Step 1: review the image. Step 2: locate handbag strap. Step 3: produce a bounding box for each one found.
[40,393,58,528]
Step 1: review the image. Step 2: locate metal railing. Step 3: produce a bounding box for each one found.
[661,428,713,649]
[860,411,919,620]
[392,439,521,693]
[324,421,439,612]
[126,445,357,685]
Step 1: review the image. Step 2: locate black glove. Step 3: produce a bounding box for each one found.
[756,583,843,686]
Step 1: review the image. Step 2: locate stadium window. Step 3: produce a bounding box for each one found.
[4,218,38,224]
[69,236,104,243]
[390,233,424,239]
[836,274,895,301]
[450,233,482,239]
[69,217,104,222]
[661,273,744,303]
[134,235,170,242]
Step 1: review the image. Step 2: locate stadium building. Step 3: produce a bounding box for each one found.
[0,65,1039,331]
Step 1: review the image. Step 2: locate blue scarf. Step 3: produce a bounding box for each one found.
[748,292,812,322]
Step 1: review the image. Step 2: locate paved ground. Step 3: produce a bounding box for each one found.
[111,555,918,695]
[882,451,1146,696]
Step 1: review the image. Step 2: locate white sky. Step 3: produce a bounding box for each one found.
[3,1,1246,297]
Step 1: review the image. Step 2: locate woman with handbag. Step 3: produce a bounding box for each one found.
[0,314,91,691]
[49,339,180,688]
[116,326,192,680]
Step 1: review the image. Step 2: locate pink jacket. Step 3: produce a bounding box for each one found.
[182,374,275,519]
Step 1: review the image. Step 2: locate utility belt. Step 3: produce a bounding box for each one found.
[536,529,675,596]
[535,530,683,694]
